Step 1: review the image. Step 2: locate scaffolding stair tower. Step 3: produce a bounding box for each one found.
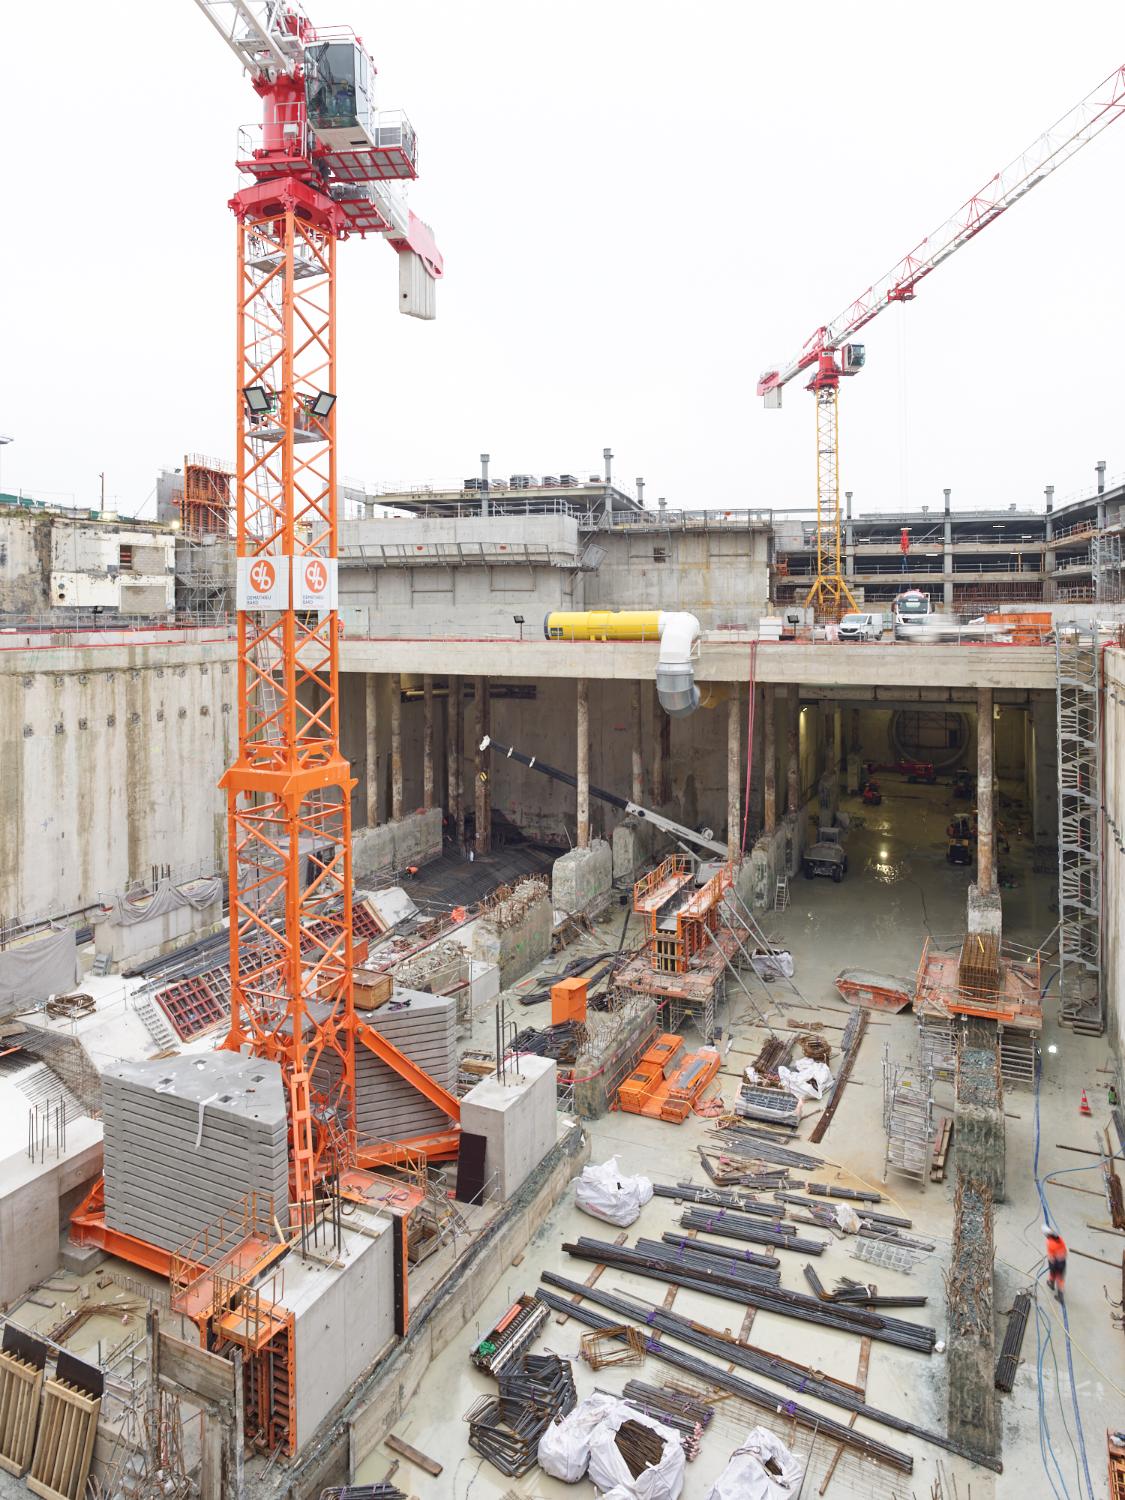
[1056,625,1104,1034]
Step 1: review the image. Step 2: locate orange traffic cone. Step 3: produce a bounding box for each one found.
[1079,1089,1092,1116]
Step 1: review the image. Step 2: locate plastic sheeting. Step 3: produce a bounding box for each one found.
[706,1426,803,1499]
[538,1392,622,1481]
[587,1401,685,1500]
[0,927,79,1015]
[777,1057,833,1101]
[575,1157,654,1228]
[109,877,223,926]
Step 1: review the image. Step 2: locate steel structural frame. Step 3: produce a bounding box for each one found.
[1055,625,1103,1032]
[222,186,357,1220]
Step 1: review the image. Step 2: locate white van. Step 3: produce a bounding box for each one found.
[838,611,883,642]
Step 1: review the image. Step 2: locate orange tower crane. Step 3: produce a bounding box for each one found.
[758,65,1125,617]
[193,0,445,1224]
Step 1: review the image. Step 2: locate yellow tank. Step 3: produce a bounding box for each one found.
[543,610,662,641]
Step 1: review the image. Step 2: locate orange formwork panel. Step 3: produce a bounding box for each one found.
[617,1034,684,1114]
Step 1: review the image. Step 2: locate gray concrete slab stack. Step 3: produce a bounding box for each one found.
[314,988,457,1147]
[101,1053,289,1258]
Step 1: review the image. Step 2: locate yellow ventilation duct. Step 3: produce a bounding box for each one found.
[544,609,703,716]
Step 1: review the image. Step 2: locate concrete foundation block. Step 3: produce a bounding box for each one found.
[460,1055,558,1201]
[967,883,1003,939]
[612,818,660,883]
[471,880,551,986]
[59,1237,106,1276]
[552,839,613,916]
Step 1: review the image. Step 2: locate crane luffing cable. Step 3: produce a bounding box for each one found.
[757,64,1125,615]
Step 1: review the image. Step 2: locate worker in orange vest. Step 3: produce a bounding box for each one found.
[1044,1225,1067,1301]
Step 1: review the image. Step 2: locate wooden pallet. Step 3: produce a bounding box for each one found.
[27,1378,100,1500]
[0,1349,43,1476]
[930,1117,953,1182]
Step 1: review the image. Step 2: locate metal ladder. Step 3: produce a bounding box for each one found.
[773,876,790,912]
[134,996,178,1052]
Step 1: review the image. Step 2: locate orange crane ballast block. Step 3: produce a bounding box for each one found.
[616,1034,720,1123]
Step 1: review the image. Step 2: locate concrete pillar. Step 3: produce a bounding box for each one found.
[1044,484,1055,600]
[850,707,861,751]
[763,685,777,835]
[728,686,741,860]
[364,674,378,828]
[577,678,590,848]
[630,683,644,805]
[659,711,671,804]
[422,674,434,811]
[390,673,403,823]
[834,703,844,772]
[844,491,855,580]
[652,687,664,807]
[447,675,462,846]
[474,677,491,855]
[976,687,994,894]
[786,684,800,816]
[943,488,954,607]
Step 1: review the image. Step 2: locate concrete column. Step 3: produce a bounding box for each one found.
[727,686,741,860]
[659,711,671,804]
[422,674,434,811]
[447,676,462,846]
[390,673,403,822]
[834,703,844,772]
[474,677,491,855]
[364,674,378,828]
[763,685,777,835]
[844,491,855,580]
[652,689,664,807]
[577,678,590,848]
[630,683,644,805]
[786,684,800,816]
[850,707,861,752]
[976,687,995,894]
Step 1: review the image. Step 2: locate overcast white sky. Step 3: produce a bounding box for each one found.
[1,2,1122,516]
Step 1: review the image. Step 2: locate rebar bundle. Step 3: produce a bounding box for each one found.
[707,1127,823,1170]
[471,1294,549,1375]
[465,1353,577,1477]
[615,1418,666,1478]
[559,1237,936,1351]
[994,1291,1031,1392]
[678,1208,828,1255]
[618,1381,712,1460]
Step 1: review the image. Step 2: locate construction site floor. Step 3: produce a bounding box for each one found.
[355,781,1120,1500]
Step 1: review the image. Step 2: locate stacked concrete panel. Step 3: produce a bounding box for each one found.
[101,1053,289,1257]
[315,988,457,1147]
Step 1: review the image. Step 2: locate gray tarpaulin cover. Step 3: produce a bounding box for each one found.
[109,877,223,926]
[0,927,79,1016]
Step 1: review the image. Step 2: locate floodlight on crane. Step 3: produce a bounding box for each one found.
[758,65,1125,617]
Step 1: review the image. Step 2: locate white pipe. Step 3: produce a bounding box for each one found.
[655,611,701,717]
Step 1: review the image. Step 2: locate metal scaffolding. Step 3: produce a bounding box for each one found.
[1055,625,1104,1033]
[1092,527,1123,605]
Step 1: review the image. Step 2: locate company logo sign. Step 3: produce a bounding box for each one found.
[236,554,289,611]
[294,556,338,611]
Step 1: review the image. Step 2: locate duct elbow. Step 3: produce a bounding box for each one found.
[656,612,701,717]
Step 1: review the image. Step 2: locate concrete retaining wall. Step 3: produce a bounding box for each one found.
[352,808,443,879]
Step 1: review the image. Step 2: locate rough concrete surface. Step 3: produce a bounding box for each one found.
[551,838,612,915]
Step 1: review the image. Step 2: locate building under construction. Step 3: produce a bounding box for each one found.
[2,11,1125,1500]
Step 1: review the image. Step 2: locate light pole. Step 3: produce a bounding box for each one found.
[0,436,12,496]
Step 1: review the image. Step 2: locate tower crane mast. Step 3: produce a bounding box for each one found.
[758,64,1125,616]
[191,0,445,1226]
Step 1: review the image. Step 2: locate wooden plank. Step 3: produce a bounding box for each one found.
[809,1011,868,1145]
[27,1379,99,1500]
[384,1433,443,1477]
[817,1336,870,1496]
[0,1350,43,1477]
[156,1331,236,1406]
[556,1231,627,1325]
[930,1117,953,1181]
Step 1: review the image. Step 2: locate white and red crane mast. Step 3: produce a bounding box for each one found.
[759,64,1125,615]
